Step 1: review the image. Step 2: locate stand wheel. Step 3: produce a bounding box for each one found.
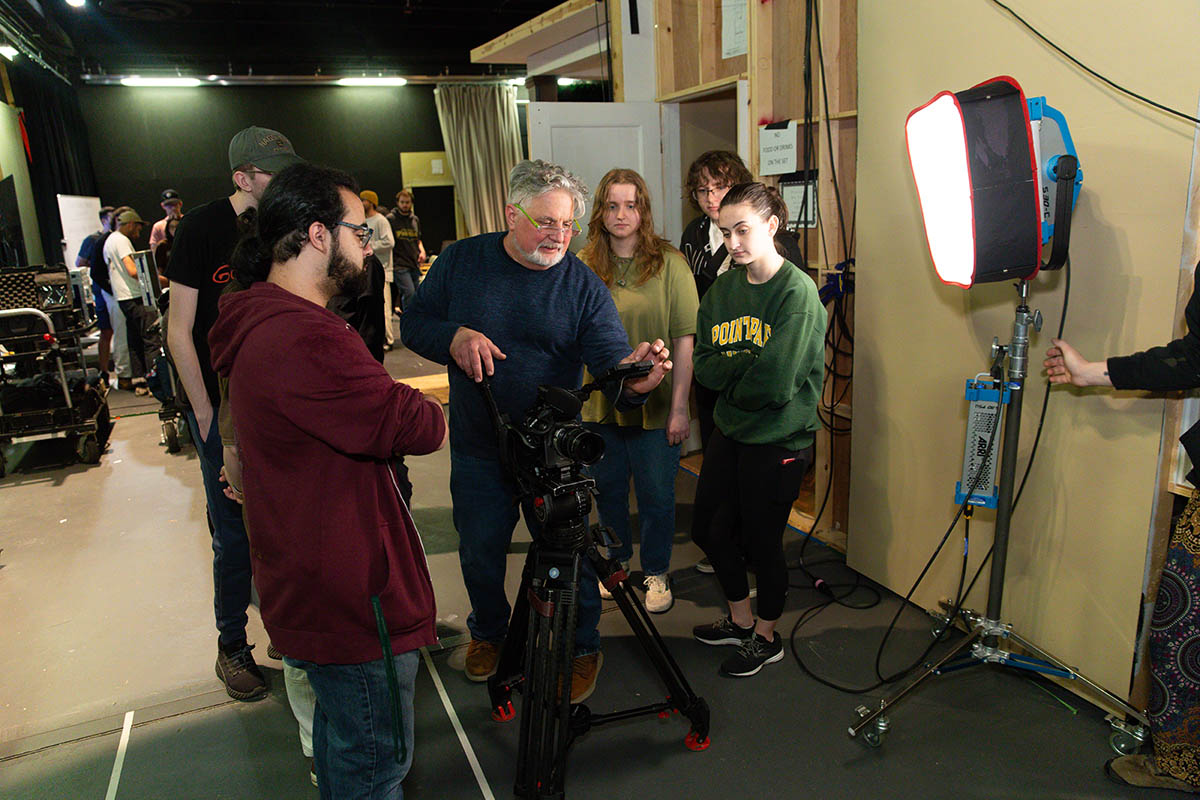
[684,731,710,751]
[164,421,180,453]
[77,435,100,464]
[1110,730,1142,755]
[862,728,883,748]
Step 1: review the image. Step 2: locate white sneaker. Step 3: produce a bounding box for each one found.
[643,573,673,613]
[599,561,629,601]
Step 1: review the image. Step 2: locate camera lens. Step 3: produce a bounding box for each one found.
[553,425,604,465]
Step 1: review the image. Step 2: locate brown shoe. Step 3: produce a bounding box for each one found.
[465,639,500,682]
[1105,755,1200,792]
[215,642,268,701]
[570,652,603,704]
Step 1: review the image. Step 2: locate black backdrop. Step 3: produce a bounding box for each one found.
[76,84,458,252]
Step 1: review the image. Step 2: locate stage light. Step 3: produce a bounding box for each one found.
[66,0,85,7]
[0,46,16,61]
[335,77,408,86]
[120,76,202,87]
[905,76,1080,288]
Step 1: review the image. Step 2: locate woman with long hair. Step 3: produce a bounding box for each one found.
[690,182,825,676]
[578,168,699,613]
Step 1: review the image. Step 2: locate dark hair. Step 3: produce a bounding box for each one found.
[229,163,359,286]
[719,182,789,227]
[99,205,115,221]
[684,150,752,212]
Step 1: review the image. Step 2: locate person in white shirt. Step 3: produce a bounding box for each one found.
[104,208,150,395]
[359,190,396,349]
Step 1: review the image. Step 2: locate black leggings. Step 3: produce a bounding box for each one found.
[117,298,148,380]
[691,428,813,621]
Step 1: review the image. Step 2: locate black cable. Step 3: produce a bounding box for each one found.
[989,0,1199,126]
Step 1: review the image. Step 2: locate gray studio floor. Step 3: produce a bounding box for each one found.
[0,344,1171,799]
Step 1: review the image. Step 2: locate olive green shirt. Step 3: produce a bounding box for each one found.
[581,250,699,429]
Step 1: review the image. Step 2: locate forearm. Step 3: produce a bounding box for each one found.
[1077,360,1114,387]
[167,312,211,413]
[669,335,695,412]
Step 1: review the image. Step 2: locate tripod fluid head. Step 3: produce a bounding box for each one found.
[477,361,652,550]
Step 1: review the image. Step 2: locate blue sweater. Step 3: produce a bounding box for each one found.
[401,232,633,459]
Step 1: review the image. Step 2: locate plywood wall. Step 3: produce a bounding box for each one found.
[851,0,1200,696]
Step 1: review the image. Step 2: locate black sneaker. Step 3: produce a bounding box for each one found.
[693,616,755,646]
[720,633,784,677]
[216,641,268,701]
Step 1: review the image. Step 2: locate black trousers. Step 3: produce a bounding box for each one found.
[691,428,813,621]
[117,298,148,380]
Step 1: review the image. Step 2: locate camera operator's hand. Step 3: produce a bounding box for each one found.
[621,339,672,396]
[1044,338,1112,387]
[450,327,506,382]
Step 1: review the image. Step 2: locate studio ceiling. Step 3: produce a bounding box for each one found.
[9,0,566,79]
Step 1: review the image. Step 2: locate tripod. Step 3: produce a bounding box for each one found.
[847,281,1150,751]
[488,517,711,800]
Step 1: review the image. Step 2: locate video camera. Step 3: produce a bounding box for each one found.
[478,361,652,549]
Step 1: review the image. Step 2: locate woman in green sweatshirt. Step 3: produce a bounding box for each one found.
[690,182,826,677]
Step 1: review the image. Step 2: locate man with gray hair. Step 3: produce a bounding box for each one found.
[401,159,672,702]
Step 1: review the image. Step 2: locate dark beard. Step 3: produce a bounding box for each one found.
[326,236,368,298]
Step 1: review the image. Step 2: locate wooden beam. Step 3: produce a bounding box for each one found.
[609,0,624,102]
[471,0,605,65]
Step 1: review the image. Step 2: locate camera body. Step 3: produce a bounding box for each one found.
[481,362,652,549]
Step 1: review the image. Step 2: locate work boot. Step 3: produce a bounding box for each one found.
[215,641,268,701]
[570,652,603,704]
[465,639,500,682]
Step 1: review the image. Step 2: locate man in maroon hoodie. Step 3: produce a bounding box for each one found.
[208,162,447,798]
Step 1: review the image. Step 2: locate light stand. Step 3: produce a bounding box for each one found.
[847,280,1151,752]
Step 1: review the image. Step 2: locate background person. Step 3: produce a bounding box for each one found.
[1045,282,1200,793]
[578,167,698,613]
[103,208,151,396]
[400,159,672,702]
[165,125,303,701]
[689,182,825,678]
[149,188,183,250]
[388,188,425,318]
[76,205,117,380]
[359,190,396,350]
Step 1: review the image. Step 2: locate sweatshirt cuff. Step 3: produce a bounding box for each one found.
[1105,355,1138,390]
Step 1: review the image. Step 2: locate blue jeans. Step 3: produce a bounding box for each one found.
[449,450,600,655]
[184,408,252,647]
[286,651,419,800]
[585,424,680,576]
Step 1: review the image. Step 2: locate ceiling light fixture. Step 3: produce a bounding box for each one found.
[556,78,581,87]
[0,46,17,61]
[66,0,86,7]
[335,77,408,87]
[120,76,203,87]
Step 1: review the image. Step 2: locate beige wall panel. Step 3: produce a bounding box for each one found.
[851,0,1200,697]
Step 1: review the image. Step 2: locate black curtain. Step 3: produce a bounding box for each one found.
[8,62,97,266]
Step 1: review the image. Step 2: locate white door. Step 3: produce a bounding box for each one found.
[527,102,670,245]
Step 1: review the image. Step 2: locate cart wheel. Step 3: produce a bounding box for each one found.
[1110,730,1142,755]
[77,435,101,464]
[96,406,112,447]
[164,422,180,453]
[862,727,883,748]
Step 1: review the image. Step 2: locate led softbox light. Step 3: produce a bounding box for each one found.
[906,76,1041,288]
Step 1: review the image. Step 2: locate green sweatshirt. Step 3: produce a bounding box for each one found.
[693,260,825,449]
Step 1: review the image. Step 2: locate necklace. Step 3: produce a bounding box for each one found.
[614,256,634,287]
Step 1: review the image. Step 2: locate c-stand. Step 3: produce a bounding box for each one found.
[477,367,710,800]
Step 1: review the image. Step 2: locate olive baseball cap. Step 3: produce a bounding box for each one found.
[228,126,304,173]
[116,209,145,225]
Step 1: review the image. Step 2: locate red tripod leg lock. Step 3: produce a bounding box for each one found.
[684,731,711,751]
[492,699,516,722]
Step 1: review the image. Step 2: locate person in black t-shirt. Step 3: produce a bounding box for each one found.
[387,188,425,316]
[164,126,303,702]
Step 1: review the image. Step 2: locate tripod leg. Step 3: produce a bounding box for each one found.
[489,543,538,722]
[590,542,711,748]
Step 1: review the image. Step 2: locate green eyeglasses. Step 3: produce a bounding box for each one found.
[515,203,582,236]
[337,220,373,248]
